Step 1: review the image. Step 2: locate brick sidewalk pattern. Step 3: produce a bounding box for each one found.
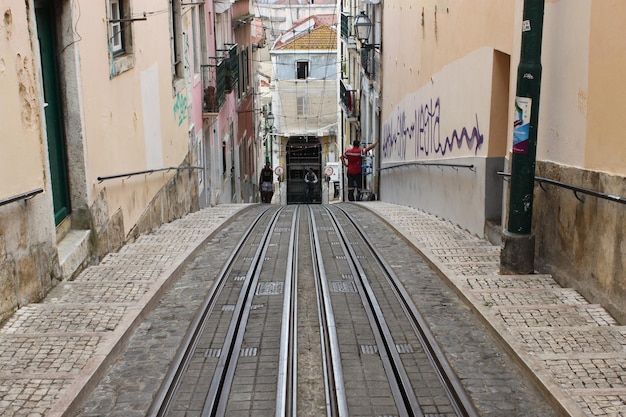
[360,202,626,417]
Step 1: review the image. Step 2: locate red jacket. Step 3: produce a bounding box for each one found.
[343,146,364,175]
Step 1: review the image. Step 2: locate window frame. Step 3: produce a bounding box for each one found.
[296,61,309,80]
[107,0,134,77]
[109,0,123,54]
[297,96,310,116]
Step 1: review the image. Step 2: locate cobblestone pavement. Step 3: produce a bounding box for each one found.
[0,204,250,417]
[0,201,624,417]
[360,202,626,417]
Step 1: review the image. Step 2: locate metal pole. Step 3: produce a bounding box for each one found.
[501,0,545,274]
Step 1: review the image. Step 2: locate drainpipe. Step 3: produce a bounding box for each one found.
[501,0,545,274]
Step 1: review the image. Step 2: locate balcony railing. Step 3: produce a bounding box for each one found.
[340,80,357,119]
[203,44,239,114]
[202,62,225,113]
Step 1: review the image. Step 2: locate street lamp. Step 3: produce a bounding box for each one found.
[264,111,274,163]
[354,11,373,47]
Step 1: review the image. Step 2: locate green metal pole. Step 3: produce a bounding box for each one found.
[501,0,545,274]
[507,0,544,234]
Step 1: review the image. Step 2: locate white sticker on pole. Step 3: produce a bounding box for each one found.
[522,20,531,32]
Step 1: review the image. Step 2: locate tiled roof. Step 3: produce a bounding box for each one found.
[276,25,337,50]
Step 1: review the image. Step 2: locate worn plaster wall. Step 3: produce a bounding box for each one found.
[534,162,626,323]
[0,198,61,324]
[0,2,60,323]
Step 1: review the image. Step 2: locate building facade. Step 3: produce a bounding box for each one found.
[0,0,253,322]
[270,16,339,204]
[375,0,625,323]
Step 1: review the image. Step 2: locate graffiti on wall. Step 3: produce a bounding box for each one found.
[173,92,188,127]
[382,97,484,161]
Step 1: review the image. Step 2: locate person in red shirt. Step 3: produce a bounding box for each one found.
[340,138,379,201]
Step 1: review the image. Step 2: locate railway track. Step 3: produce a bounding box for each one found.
[148,204,479,417]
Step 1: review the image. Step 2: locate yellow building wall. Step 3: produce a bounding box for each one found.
[382,0,516,119]
[587,1,626,174]
[0,3,46,200]
[76,0,189,234]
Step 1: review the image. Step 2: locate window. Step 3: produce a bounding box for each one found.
[296,61,309,80]
[108,0,134,77]
[238,47,249,98]
[297,96,310,115]
[109,0,123,54]
[191,5,206,77]
[170,0,184,79]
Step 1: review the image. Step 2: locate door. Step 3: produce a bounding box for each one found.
[36,4,71,225]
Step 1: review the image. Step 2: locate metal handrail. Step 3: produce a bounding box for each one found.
[380,161,475,171]
[497,171,625,205]
[0,188,44,208]
[97,166,204,183]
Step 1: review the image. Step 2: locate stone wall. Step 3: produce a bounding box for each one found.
[534,161,626,324]
[92,161,200,256]
[0,161,200,325]
[0,197,60,323]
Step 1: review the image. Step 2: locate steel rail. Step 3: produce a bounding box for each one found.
[335,205,481,417]
[0,188,44,207]
[147,206,277,417]
[202,206,287,417]
[324,206,422,417]
[275,206,301,417]
[309,206,350,417]
[96,166,204,183]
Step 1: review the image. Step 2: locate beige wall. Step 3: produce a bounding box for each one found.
[76,0,190,235]
[0,1,59,323]
[586,1,626,174]
[382,0,515,117]
[0,0,200,323]
[0,2,46,199]
[508,0,625,176]
[380,0,516,235]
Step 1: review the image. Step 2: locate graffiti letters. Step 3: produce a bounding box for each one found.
[173,93,188,127]
[382,97,484,160]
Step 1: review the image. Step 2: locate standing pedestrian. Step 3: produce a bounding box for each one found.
[259,162,274,203]
[304,168,318,203]
[340,138,379,201]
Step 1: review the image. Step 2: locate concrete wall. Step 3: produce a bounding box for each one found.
[380,47,510,236]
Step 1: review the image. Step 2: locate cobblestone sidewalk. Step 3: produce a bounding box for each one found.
[360,201,626,417]
[0,205,248,417]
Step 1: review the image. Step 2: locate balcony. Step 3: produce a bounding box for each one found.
[340,79,357,119]
[203,44,239,114]
[340,12,356,47]
[202,61,226,114]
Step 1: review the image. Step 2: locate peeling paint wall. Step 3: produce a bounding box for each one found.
[0,4,46,199]
[0,1,59,323]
